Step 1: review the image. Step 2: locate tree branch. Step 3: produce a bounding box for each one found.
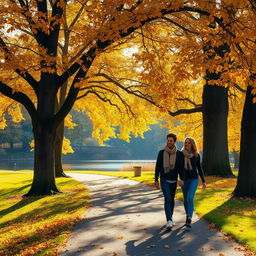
[0,37,39,93]
[233,83,246,93]
[36,0,48,22]
[69,42,93,64]
[54,55,93,129]
[78,84,134,115]
[161,17,200,35]
[9,0,41,43]
[0,81,38,121]
[168,106,203,116]
[58,47,96,87]
[69,1,87,30]
[176,97,202,107]
[94,73,157,104]
[79,90,123,113]
[57,5,212,87]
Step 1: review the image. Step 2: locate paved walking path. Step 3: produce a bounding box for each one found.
[60,173,246,256]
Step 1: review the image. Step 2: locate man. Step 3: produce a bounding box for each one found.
[155,133,184,230]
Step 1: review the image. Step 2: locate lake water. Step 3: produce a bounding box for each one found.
[0,159,156,171]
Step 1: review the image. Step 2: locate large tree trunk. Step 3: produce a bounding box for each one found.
[24,75,61,196]
[24,122,60,196]
[233,86,256,197]
[202,41,233,177]
[202,84,233,176]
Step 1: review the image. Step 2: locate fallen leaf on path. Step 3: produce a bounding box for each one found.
[112,252,118,255]
[163,245,170,248]
[243,252,254,255]
[218,253,224,256]
[77,248,86,252]
[117,236,123,239]
[208,223,216,231]
[210,247,215,250]
[147,244,156,248]
[99,245,104,249]
[143,227,148,230]
[90,243,99,247]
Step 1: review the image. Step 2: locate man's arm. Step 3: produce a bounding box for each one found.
[178,151,185,186]
[154,151,162,189]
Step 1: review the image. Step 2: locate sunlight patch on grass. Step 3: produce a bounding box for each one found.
[0,172,89,256]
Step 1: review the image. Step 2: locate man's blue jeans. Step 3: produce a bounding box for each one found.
[160,179,177,221]
[182,179,198,218]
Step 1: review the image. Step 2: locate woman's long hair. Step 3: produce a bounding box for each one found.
[182,137,199,157]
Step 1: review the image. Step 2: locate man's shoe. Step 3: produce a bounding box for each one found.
[185,218,192,228]
[166,220,174,230]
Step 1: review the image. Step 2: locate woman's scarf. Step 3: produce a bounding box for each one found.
[182,149,194,171]
[163,145,177,173]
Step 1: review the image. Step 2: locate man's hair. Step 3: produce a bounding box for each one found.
[166,133,177,142]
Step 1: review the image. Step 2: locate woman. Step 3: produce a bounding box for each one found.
[182,137,206,228]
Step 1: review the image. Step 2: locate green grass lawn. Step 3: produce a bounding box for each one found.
[0,172,89,256]
[68,170,256,254]
[1,170,256,255]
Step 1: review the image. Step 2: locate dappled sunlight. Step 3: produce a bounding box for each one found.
[204,176,237,188]
[74,171,256,254]
[0,173,89,256]
[61,173,248,256]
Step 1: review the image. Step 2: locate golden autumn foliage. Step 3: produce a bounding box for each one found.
[30,136,74,154]
[0,1,256,193]
[0,0,255,148]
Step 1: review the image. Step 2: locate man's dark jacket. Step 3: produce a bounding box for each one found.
[154,149,185,182]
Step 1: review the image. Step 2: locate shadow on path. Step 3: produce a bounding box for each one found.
[60,173,246,256]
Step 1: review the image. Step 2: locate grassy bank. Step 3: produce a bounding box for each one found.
[69,170,256,254]
[0,172,89,256]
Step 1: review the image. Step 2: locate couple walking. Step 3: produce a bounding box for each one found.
[154,133,206,230]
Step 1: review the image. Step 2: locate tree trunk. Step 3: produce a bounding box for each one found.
[24,122,60,196]
[55,120,68,177]
[233,86,256,197]
[202,41,233,177]
[24,74,61,196]
[233,150,239,169]
[202,84,233,176]
[55,80,69,177]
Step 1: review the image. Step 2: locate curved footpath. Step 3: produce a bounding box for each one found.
[60,173,246,256]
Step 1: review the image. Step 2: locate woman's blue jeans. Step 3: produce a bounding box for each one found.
[182,179,198,218]
[160,179,177,221]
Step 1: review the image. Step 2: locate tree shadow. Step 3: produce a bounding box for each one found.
[60,174,246,256]
[0,195,40,215]
[0,181,90,256]
[200,195,256,251]
[0,184,31,197]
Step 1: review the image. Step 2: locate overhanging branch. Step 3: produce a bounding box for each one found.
[176,97,202,107]
[168,106,203,116]
[57,5,213,87]
[0,37,39,93]
[0,81,38,121]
